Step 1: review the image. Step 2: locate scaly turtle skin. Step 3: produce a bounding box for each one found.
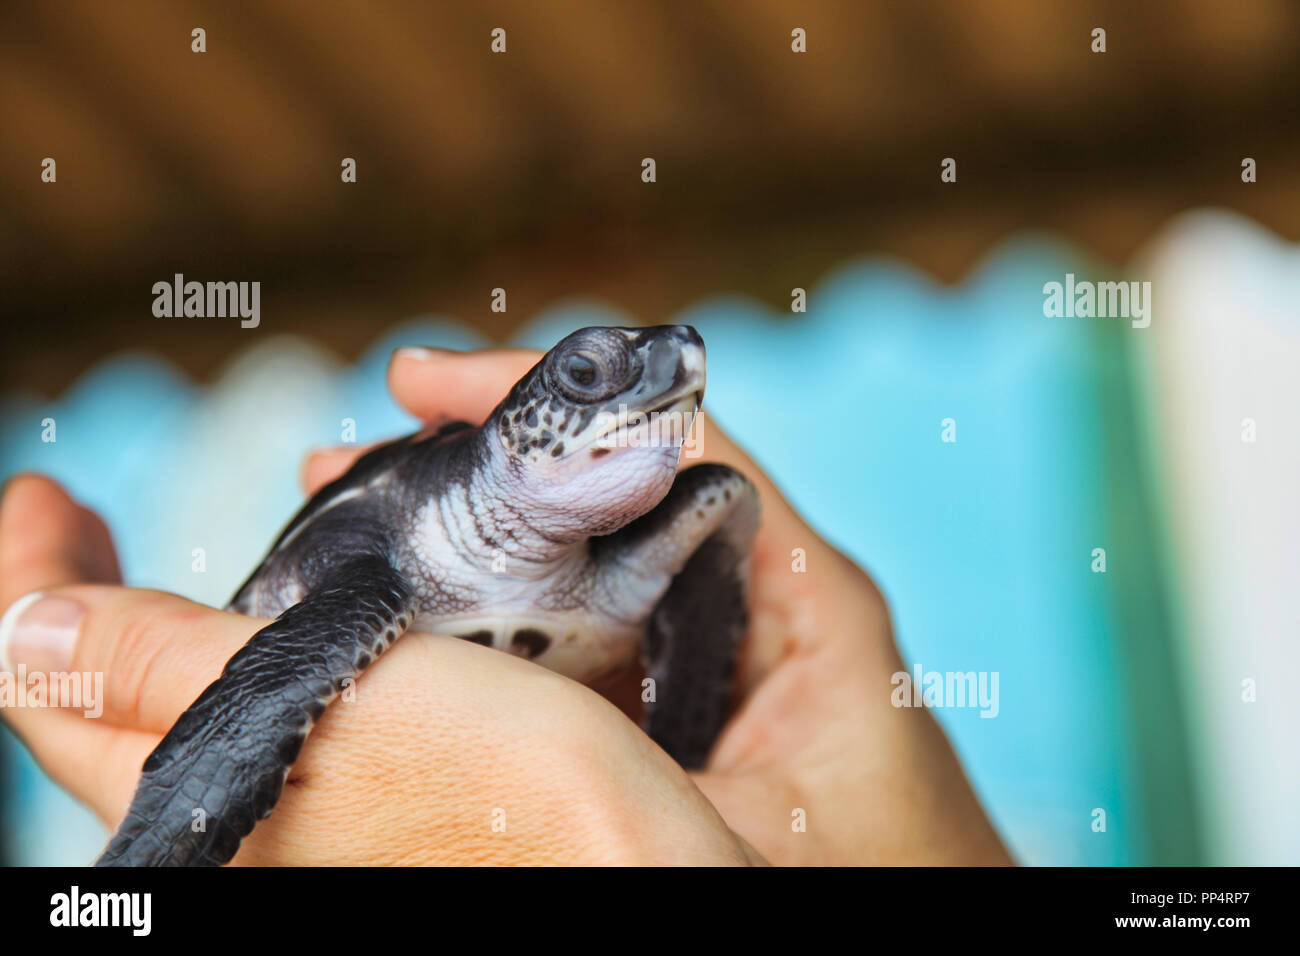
[96,325,759,866]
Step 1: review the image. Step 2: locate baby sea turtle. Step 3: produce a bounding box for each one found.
[97,325,759,866]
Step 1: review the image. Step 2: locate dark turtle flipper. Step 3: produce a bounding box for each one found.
[96,556,415,867]
[635,464,760,769]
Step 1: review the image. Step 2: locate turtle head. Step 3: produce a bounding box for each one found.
[485,325,705,536]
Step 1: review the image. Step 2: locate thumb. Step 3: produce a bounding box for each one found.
[0,585,262,829]
[0,585,262,732]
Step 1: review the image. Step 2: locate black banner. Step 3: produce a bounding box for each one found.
[4,866,1279,941]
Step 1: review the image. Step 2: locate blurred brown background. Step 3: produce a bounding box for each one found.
[2,0,1298,394]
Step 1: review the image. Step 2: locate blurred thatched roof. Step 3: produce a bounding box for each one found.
[2,0,1298,392]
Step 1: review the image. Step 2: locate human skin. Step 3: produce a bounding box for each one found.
[0,346,1011,866]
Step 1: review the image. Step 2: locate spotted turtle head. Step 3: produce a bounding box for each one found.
[486,325,705,535]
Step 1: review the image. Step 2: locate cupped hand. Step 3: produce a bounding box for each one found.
[300,345,1010,866]
[0,476,757,865]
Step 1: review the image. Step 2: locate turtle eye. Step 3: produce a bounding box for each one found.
[548,330,636,402]
[564,353,598,389]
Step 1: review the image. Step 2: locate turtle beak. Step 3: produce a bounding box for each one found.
[577,326,706,454]
[675,328,706,410]
[632,326,704,447]
[639,325,706,413]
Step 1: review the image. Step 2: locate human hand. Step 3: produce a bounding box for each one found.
[299,345,1011,866]
[0,475,759,865]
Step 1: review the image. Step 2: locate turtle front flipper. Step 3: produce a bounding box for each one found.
[618,464,760,769]
[96,555,415,867]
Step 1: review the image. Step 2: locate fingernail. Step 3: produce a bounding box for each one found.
[391,346,454,362]
[0,591,84,674]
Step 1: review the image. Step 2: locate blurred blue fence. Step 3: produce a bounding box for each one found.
[0,233,1212,866]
